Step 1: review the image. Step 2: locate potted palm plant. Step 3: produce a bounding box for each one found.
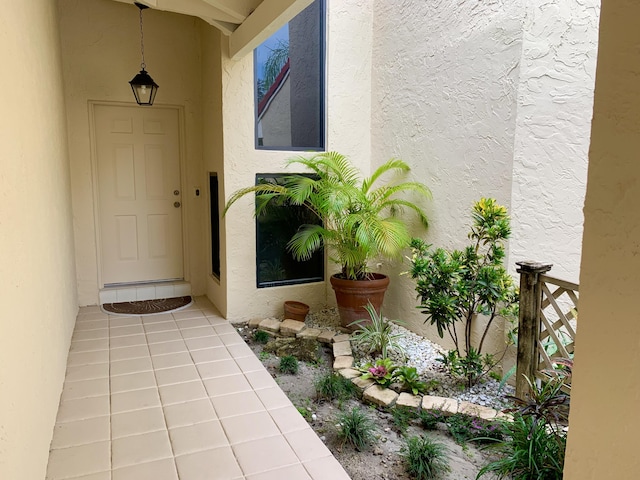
[224,151,431,328]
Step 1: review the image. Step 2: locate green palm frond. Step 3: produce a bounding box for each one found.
[225,151,431,280]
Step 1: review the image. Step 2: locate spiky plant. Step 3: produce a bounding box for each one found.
[401,435,451,480]
[336,407,377,451]
[350,302,405,359]
[224,152,431,281]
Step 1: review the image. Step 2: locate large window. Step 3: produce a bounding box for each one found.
[255,174,324,287]
[254,0,325,150]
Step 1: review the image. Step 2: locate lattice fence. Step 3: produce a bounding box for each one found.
[536,275,578,390]
[515,262,578,398]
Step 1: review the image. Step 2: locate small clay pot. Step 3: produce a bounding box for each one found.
[284,300,310,322]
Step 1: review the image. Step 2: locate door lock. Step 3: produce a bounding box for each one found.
[174,201,181,208]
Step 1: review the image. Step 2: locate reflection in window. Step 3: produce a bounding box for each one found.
[254,0,325,150]
[255,174,324,287]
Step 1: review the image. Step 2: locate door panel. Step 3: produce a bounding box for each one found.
[95,105,183,285]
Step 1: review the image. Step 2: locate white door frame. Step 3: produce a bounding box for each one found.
[88,101,190,289]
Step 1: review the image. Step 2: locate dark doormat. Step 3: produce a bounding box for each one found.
[103,296,192,315]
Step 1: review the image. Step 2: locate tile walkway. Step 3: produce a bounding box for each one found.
[46,297,350,480]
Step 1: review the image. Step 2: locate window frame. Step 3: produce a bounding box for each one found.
[253,0,327,151]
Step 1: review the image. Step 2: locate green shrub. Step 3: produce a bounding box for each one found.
[314,372,357,404]
[401,435,450,480]
[278,355,299,374]
[391,406,419,435]
[419,410,444,431]
[445,414,504,444]
[477,415,565,480]
[337,407,377,451]
[395,366,428,395]
[253,329,270,344]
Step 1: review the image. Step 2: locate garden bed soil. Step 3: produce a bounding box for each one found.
[239,326,499,480]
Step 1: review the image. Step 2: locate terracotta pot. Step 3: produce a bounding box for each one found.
[329,273,390,330]
[284,300,310,322]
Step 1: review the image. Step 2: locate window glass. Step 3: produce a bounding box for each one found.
[255,174,324,287]
[254,0,325,150]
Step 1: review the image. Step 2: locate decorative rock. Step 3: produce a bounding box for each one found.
[332,334,351,343]
[363,385,399,407]
[333,341,352,357]
[280,319,306,337]
[396,392,422,409]
[317,330,336,344]
[333,356,354,370]
[248,318,263,329]
[458,401,499,420]
[297,328,321,340]
[422,395,458,416]
[264,337,319,363]
[338,368,361,380]
[352,376,375,391]
[259,318,282,333]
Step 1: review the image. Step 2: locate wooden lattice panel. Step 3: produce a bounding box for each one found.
[535,275,578,389]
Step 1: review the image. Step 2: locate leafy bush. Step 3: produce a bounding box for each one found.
[478,369,571,479]
[278,355,299,374]
[350,302,405,359]
[395,366,428,395]
[445,414,504,444]
[391,406,419,435]
[337,407,377,451]
[253,329,270,344]
[314,372,358,404]
[419,410,444,430]
[476,415,565,480]
[359,358,397,388]
[409,198,519,387]
[401,435,451,480]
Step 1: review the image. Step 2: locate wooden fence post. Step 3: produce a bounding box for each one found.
[515,261,553,399]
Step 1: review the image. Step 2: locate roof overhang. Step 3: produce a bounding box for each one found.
[112,0,313,59]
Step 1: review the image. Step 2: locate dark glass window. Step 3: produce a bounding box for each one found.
[254,0,325,150]
[255,174,324,287]
[209,173,220,279]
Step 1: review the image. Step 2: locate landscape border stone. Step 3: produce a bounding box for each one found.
[248,318,508,424]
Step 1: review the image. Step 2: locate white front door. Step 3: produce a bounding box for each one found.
[94,105,184,285]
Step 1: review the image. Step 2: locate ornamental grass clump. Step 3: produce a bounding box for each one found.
[314,372,358,404]
[409,198,519,387]
[278,355,299,374]
[337,407,377,451]
[401,435,451,480]
[350,302,405,359]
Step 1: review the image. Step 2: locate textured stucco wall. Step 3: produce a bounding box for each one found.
[508,0,599,283]
[564,0,640,476]
[218,0,373,321]
[0,1,78,478]
[370,0,523,351]
[58,0,206,305]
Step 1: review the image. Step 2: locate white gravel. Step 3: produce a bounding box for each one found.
[306,308,514,411]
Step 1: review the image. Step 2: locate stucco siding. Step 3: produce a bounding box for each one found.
[370,0,523,350]
[0,1,78,478]
[219,0,374,321]
[508,0,599,283]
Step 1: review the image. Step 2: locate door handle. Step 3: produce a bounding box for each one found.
[174,201,181,208]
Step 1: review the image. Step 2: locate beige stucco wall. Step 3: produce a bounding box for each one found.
[218,0,374,321]
[564,0,640,476]
[201,24,227,316]
[508,0,599,284]
[0,1,78,478]
[370,1,523,352]
[58,0,207,305]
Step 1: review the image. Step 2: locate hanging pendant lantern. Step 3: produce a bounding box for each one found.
[129,2,158,106]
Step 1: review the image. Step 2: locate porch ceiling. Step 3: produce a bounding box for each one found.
[112,0,314,59]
